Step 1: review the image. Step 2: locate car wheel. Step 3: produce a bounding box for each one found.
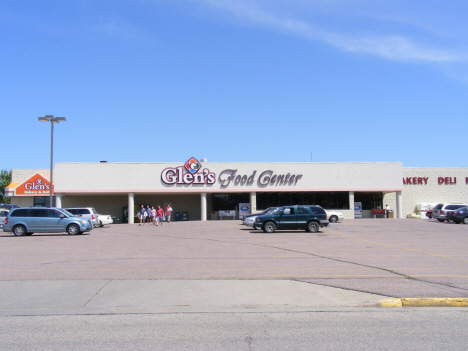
[67,224,80,235]
[437,219,445,222]
[13,225,26,236]
[263,222,276,233]
[307,221,320,233]
[329,215,338,223]
[463,217,468,225]
[99,220,103,227]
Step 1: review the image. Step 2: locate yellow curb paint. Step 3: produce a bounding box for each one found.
[381,299,403,307]
[381,298,468,307]
[401,298,468,307]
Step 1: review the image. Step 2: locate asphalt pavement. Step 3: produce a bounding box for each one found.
[1,218,468,315]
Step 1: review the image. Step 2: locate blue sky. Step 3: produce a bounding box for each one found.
[2,0,468,170]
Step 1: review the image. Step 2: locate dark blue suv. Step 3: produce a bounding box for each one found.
[253,205,329,233]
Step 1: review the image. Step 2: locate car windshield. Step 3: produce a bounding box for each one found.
[268,208,280,214]
[446,205,465,210]
[61,209,75,217]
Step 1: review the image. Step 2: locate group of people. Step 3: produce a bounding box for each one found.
[138,204,173,226]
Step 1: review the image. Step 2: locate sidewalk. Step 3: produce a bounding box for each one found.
[0,280,389,316]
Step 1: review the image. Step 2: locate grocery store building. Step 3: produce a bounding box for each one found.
[6,158,468,222]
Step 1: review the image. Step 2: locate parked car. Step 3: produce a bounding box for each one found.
[0,204,18,229]
[325,210,344,223]
[64,207,100,227]
[243,207,280,227]
[426,209,433,219]
[446,207,468,224]
[432,203,467,222]
[3,207,93,236]
[0,209,9,229]
[253,205,329,233]
[95,212,113,227]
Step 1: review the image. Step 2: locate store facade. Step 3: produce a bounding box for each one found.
[6,158,406,222]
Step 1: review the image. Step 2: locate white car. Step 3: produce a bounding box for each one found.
[95,213,113,227]
[326,210,344,223]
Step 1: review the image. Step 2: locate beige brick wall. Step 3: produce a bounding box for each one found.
[12,169,49,183]
[398,168,468,216]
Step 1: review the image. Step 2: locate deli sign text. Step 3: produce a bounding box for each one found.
[403,176,468,185]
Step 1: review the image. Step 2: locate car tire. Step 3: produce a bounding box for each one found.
[99,220,103,227]
[437,219,445,222]
[13,225,27,236]
[307,221,320,233]
[263,222,276,233]
[67,224,80,235]
[329,215,338,223]
[463,217,468,225]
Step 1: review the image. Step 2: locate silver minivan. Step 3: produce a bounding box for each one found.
[432,203,467,222]
[3,207,93,236]
[64,207,100,227]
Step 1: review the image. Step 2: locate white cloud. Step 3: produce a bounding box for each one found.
[193,0,467,63]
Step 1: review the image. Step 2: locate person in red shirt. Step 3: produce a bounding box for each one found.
[156,206,164,226]
[166,205,173,223]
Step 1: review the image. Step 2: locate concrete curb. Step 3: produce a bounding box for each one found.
[381,298,468,307]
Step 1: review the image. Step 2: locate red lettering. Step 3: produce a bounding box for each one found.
[423,177,428,184]
[438,177,444,185]
[445,177,450,184]
[418,177,423,185]
[466,177,468,185]
[406,177,412,185]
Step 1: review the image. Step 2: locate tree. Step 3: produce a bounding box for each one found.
[0,169,12,204]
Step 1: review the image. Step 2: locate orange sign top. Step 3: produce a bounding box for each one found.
[15,173,52,196]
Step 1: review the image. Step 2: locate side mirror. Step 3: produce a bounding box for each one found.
[60,214,65,218]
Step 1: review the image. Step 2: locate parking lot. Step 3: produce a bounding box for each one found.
[1,218,468,298]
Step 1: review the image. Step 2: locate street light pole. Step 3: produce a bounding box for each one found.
[38,115,66,207]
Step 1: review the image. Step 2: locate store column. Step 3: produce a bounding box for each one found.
[396,191,403,219]
[128,193,134,224]
[250,192,256,213]
[201,193,207,221]
[349,191,354,219]
[55,194,62,208]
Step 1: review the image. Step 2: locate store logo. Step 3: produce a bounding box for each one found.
[24,177,50,191]
[161,157,216,185]
[184,157,201,174]
[15,173,51,195]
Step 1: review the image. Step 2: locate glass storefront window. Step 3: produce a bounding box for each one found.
[33,196,56,207]
[211,193,250,211]
[256,192,349,210]
[354,192,382,210]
